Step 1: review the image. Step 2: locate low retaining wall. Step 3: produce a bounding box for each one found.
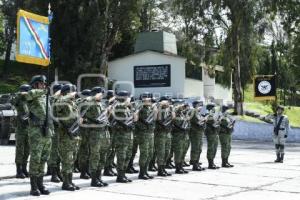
[233,120,300,142]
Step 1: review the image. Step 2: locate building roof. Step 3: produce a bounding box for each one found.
[108,50,186,63]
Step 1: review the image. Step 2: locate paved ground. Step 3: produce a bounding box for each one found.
[0,140,299,200]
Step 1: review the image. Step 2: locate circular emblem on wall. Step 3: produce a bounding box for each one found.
[258,80,272,94]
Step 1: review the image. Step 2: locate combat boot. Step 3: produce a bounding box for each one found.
[30,176,40,196]
[163,166,172,176]
[226,159,234,167]
[208,160,219,169]
[138,167,149,180]
[165,159,175,169]
[69,173,80,190]
[37,176,50,195]
[157,165,167,177]
[183,161,190,167]
[50,167,61,183]
[222,159,231,168]
[181,164,189,174]
[80,166,90,179]
[62,173,75,191]
[16,164,26,179]
[192,163,204,171]
[175,163,184,174]
[45,166,52,176]
[97,170,108,187]
[274,153,281,162]
[145,171,154,179]
[280,153,284,163]
[116,171,128,183]
[104,166,117,176]
[148,160,157,172]
[22,163,29,177]
[126,161,139,174]
[91,172,103,187]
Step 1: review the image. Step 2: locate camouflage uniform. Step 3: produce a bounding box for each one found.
[54,92,80,191]
[172,105,190,174]
[83,95,110,187]
[13,92,30,178]
[113,100,134,183]
[136,104,156,179]
[155,104,172,176]
[205,107,220,169]
[219,111,234,167]
[189,108,205,170]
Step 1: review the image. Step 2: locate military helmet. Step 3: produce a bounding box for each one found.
[192,100,203,108]
[140,92,153,100]
[19,84,31,92]
[29,75,46,86]
[91,87,105,96]
[206,102,216,111]
[221,104,230,113]
[81,89,91,97]
[159,95,170,102]
[53,83,62,94]
[61,84,76,95]
[106,90,115,99]
[276,105,285,111]
[116,90,130,99]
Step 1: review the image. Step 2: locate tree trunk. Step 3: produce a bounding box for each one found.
[1,38,13,78]
[232,23,244,115]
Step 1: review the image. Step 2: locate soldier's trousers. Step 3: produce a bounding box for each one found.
[78,128,90,171]
[219,133,232,160]
[115,130,133,173]
[136,131,154,170]
[155,131,171,166]
[105,128,116,168]
[173,131,189,164]
[47,128,60,168]
[28,126,52,177]
[58,131,79,174]
[89,129,111,173]
[189,128,204,163]
[273,133,286,154]
[167,132,175,162]
[206,133,219,161]
[15,127,30,165]
[181,133,190,162]
[128,132,139,166]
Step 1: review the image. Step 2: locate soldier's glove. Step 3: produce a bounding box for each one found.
[284,135,288,138]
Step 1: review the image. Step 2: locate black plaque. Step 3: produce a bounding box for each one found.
[254,75,276,100]
[134,64,171,88]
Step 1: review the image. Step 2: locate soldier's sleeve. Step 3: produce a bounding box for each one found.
[25,89,47,101]
[285,116,290,136]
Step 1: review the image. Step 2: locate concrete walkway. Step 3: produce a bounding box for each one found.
[0,140,299,200]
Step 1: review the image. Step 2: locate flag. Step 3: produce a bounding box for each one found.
[16,10,50,67]
[254,75,276,101]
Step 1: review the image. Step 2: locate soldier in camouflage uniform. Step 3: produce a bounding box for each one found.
[173,101,191,174]
[82,87,110,187]
[54,84,80,191]
[47,83,63,183]
[104,90,118,176]
[136,92,156,180]
[205,103,220,169]
[13,84,31,179]
[155,96,173,176]
[25,75,52,196]
[266,105,290,163]
[219,104,235,168]
[77,89,92,179]
[189,100,206,171]
[113,91,134,183]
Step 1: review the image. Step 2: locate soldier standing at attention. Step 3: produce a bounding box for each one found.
[189,100,206,171]
[48,83,63,183]
[266,105,289,163]
[13,84,31,179]
[136,92,157,180]
[219,104,235,168]
[83,87,110,187]
[173,101,191,174]
[205,103,220,169]
[104,90,118,176]
[155,96,174,176]
[24,75,52,196]
[54,84,80,191]
[113,91,135,183]
[77,89,92,179]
